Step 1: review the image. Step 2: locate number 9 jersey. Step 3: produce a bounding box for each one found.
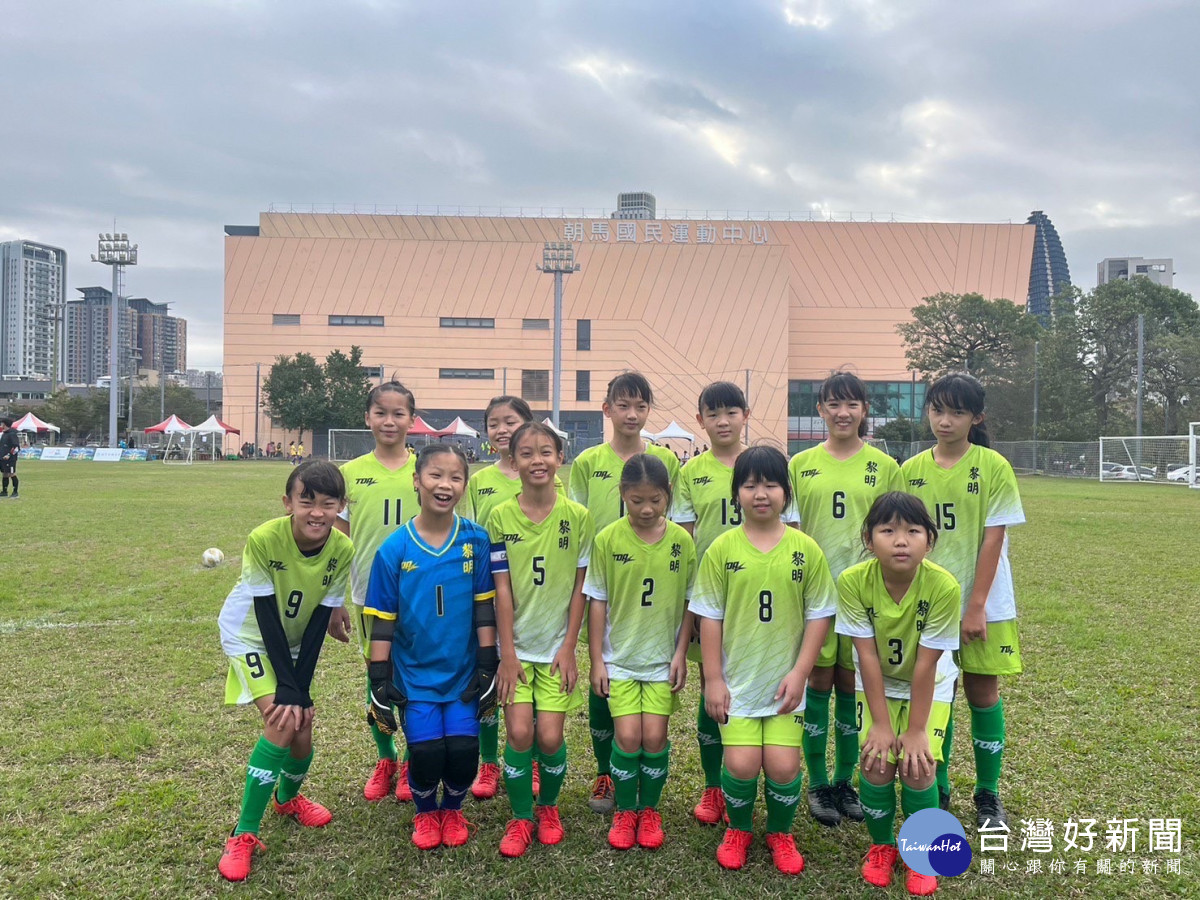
[339,451,419,607]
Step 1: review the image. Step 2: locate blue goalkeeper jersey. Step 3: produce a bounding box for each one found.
[365,514,496,701]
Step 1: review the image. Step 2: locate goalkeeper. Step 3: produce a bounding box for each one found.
[364,444,498,852]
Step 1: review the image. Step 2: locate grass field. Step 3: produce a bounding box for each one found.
[0,461,1196,898]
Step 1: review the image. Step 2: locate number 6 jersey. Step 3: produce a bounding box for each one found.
[901,445,1025,620]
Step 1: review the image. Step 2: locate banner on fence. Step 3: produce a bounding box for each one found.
[40,447,70,461]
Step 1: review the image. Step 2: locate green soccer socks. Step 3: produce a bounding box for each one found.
[235,737,289,835]
[274,748,313,804]
[859,778,898,846]
[696,705,724,788]
[970,700,1005,794]
[833,688,859,785]
[610,745,641,812]
[503,744,535,821]
[537,742,568,807]
[721,768,759,833]
[638,745,670,810]
[764,773,803,834]
[589,690,614,775]
[803,688,832,789]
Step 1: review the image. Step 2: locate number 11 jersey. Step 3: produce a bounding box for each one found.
[340,451,418,607]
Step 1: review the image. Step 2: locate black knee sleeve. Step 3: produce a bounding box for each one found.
[443,735,480,788]
[407,738,446,790]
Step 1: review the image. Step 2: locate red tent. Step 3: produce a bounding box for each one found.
[145,414,192,433]
[407,416,448,437]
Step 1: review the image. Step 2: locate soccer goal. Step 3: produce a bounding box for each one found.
[328,429,375,463]
[1098,434,1196,485]
[1190,422,1200,489]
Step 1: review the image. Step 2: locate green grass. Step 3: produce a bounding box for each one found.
[0,462,1196,898]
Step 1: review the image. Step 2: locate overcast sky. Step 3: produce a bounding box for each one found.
[3,0,1197,368]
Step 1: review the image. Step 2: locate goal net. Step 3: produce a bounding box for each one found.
[328,429,376,463]
[1098,434,1196,485]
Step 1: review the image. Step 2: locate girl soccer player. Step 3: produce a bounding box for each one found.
[569,372,680,813]
[670,381,750,826]
[216,460,354,882]
[464,395,565,800]
[586,454,697,851]
[364,444,498,851]
[901,373,1025,830]
[785,372,904,828]
[328,381,420,804]
[838,492,960,896]
[691,446,837,875]
[492,422,594,858]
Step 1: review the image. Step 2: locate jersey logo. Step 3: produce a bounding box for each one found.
[797,468,821,478]
[691,475,713,486]
[267,560,287,571]
[969,466,980,480]
[916,599,930,617]
[355,477,378,486]
[1000,644,1014,655]
[478,487,497,496]
[401,560,419,572]
[866,461,879,474]
[671,543,682,558]
[792,551,805,566]
[462,544,474,559]
[501,532,524,544]
[725,561,746,572]
[612,553,635,564]
[908,478,927,488]
[864,606,876,621]
[592,470,613,480]
[558,519,571,535]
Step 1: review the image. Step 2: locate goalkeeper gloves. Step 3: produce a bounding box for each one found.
[367,660,406,735]
[460,645,500,719]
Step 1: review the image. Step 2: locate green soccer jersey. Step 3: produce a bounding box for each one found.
[464,463,565,528]
[690,527,837,717]
[902,445,1025,620]
[488,495,594,662]
[569,441,681,533]
[836,558,960,702]
[671,451,742,559]
[339,451,418,607]
[584,518,698,681]
[218,516,354,657]
[785,443,905,580]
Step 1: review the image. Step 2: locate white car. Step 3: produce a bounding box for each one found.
[1167,465,1196,482]
[1102,465,1156,481]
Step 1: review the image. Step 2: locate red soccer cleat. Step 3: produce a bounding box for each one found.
[905,863,939,896]
[862,843,900,887]
[608,810,638,850]
[440,809,471,847]
[535,804,565,845]
[766,832,805,875]
[716,828,754,870]
[395,760,413,802]
[218,832,265,882]
[636,807,665,850]
[693,786,727,825]
[411,811,442,850]
[273,794,332,828]
[472,762,501,800]
[499,817,536,858]
[364,758,398,802]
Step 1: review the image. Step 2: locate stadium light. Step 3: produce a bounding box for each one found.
[92,231,138,447]
[536,242,580,428]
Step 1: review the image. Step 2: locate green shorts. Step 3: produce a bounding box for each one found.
[720,712,805,748]
[225,651,276,705]
[815,626,855,670]
[511,661,584,713]
[956,619,1022,676]
[608,679,680,717]
[856,694,952,765]
[354,603,373,659]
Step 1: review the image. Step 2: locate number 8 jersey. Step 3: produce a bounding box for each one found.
[901,445,1025,620]
[339,451,419,607]
[690,528,837,717]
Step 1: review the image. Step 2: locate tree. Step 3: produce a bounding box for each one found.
[896,292,1042,380]
[323,346,372,430]
[1144,328,1200,433]
[131,382,209,431]
[873,415,928,445]
[261,353,327,445]
[40,389,108,441]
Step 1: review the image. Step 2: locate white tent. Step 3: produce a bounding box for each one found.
[12,412,60,434]
[653,421,696,443]
[191,415,241,461]
[542,417,569,440]
[640,428,656,441]
[440,416,480,438]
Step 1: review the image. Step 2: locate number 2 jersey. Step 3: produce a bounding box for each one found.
[487,495,594,663]
[364,514,495,701]
[569,442,681,533]
[836,558,961,702]
[218,516,354,658]
[339,451,418,607]
[901,444,1025,620]
[690,527,837,717]
[583,518,698,681]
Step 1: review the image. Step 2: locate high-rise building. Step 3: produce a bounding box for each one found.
[0,240,67,379]
[1097,257,1174,289]
[64,287,138,385]
[612,191,656,220]
[128,298,187,373]
[1025,211,1071,318]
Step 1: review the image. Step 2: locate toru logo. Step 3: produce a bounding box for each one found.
[593,470,612,480]
[725,561,746,572]
[355,477,377,486]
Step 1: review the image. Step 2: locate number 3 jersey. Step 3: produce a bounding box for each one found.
[584,518,698,681]
[339,451,419,607]
[836,558,961,703]
[364,514,495,701]
[487,495,594,663]
[690,528,837,717]
[218,516,354,658]
[901,445,1025,620]
[784,444,905,579]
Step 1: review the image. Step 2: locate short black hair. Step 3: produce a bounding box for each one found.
[0,417,12,428]
[366,380,416,415]
[862,491,938,551]
[818,372,870,437]
[286,459,346,501]
[698,381,747,415]
[606,372,653,405]
[731,444,792,509]
[620,453,673,509]
[510,421,564,457]
[484,395,534,425]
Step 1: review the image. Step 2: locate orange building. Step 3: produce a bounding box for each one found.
[223,212,1033,452]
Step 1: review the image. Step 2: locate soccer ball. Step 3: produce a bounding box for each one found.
[202,547,225,568]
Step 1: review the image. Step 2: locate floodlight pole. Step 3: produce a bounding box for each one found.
[537,243,579,428]
[92,233,138,446]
